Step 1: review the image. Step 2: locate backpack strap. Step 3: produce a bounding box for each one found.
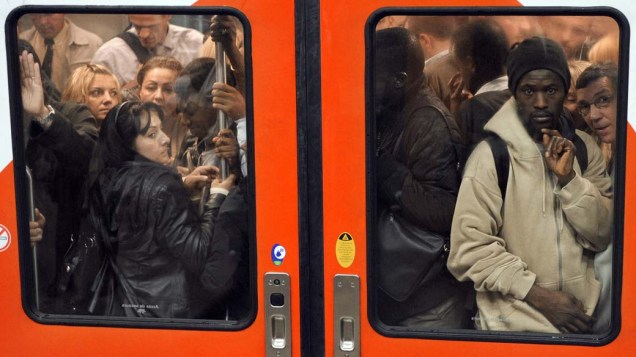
[484,132,588,201]
[485,135,510,200]
[117,31,153,65]
[572,134,588,174]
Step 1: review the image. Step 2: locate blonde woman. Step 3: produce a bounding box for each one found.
[565,60,592,132]
[62,64,121,127]
[588,33,619,64]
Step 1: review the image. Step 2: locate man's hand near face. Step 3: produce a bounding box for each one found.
[542,128,576,186]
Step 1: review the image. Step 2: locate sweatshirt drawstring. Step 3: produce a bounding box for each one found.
[537,143,565,231]
[536,144,547,215]
[558,198,564,232]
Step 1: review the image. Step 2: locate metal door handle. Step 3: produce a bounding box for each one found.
[339,317,355,351]
[271,315,287,349]
[265,273,291,357]
[333,275,360,357]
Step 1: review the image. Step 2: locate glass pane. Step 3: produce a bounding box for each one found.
[370,13,621,339]
[12,9,254,328]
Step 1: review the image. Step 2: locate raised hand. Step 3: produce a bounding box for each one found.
[542,129,576,186]
[213,128,240,165]
[20,51,47,119]
[209,15,237,48]
[29,208,46,245]
[183,165,218,195]
[448,72,472,114]
[212,82,246,121]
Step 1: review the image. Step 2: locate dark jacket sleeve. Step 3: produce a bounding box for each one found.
[30,102,98,177]
[198,188,245,297]
[378,107,460,235]
[457,99,479,147]
[150,174,240,299]
[151,175,224,274]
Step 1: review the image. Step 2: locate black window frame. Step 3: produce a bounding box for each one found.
[6,5,258,331]
[365,6,628,346]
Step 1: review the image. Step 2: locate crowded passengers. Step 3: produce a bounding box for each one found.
[374,15,619,334]
[20,13,249,319]
[19,12,620,333]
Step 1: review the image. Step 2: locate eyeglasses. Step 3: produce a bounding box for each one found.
[576,95,614,116]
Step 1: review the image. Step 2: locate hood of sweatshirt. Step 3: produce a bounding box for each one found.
[484,97,577,160]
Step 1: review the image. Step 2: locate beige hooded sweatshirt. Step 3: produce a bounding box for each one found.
[448,98,613,332]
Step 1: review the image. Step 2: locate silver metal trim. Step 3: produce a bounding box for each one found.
[26,166,40,311]
[265,272,291,357]
[334,274,360,357]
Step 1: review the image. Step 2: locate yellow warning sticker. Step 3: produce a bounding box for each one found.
[336,232,355,268]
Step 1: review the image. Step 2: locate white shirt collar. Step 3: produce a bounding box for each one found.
[425,49,449,65]
[475,75,509,96]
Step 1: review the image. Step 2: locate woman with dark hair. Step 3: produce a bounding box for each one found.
[88,101,238,318]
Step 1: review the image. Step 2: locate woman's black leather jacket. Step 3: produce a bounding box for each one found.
[95,159,236,318]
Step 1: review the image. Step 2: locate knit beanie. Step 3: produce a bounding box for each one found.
[507,37,571,94]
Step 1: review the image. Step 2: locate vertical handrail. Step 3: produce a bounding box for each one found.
[215,41,229,180]
[25,166,40,311]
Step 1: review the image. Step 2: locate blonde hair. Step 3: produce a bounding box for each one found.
[588,34,619,64]
[62,64,121,103]
[568,60,592,89]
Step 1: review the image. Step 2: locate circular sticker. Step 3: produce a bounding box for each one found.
[336,232,355,268]
[271,244,286,266]
[0,224,11,252]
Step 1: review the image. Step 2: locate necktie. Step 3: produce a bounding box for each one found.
[41,38,54,79]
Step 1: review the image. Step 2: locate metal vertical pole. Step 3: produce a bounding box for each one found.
[215,41,229,180]
[216,42,230,321]
[26,167,40,311]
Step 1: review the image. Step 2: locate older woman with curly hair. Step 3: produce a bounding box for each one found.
[136,56,188,158]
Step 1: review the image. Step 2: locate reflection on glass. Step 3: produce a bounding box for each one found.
[372,14,618,335]
[16,11,252,323]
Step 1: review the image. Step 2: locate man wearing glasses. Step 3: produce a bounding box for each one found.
[576,62,618,333]
[576,63,618,155]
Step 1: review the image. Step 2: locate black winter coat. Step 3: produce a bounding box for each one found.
[377,86,463,236]
[457,89,512,150]
[26,102,98,313]
[376,86,470,325]
[94,159,237,318]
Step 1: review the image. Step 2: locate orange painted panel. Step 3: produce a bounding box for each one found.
[0,0,300,355]
[320,0,636,355]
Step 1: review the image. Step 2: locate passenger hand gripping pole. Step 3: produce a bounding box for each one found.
[215,41,229,180]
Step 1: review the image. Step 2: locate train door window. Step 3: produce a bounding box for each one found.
[368,10,626,344]
[8,7,256,329]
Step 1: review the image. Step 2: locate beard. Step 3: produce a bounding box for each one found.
[520,110,558,142]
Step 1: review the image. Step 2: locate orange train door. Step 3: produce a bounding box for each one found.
[317,1,636,356]
[0,1,304,356]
